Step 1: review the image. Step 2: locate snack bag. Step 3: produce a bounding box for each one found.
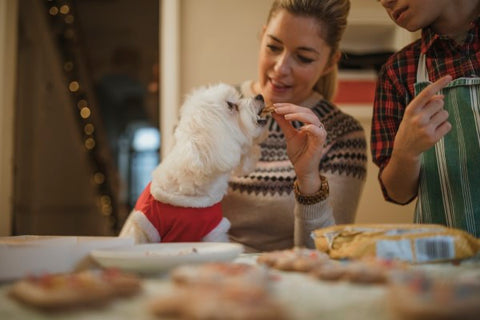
[312,224,480,263]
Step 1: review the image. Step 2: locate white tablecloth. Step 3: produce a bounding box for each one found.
[1,253,479,320]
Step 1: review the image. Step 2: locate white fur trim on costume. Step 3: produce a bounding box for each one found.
[202,217,231,242]
[150,178,226,208]
[119,210,161,244]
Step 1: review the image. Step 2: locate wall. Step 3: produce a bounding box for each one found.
[180,0,271,96]
[178,0,416,224]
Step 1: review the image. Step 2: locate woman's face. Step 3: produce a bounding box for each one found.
[256,9,333,105]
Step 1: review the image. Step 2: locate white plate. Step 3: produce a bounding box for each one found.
[90,242,244,273]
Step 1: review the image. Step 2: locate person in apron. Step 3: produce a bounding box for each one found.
[372,0,480,237]
[415,54,480,237]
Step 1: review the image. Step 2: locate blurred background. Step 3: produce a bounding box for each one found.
[0,0,418,237]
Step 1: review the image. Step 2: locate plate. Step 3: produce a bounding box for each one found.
[90,242,244,273]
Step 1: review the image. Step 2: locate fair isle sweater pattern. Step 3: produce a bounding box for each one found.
[229,99,367,196]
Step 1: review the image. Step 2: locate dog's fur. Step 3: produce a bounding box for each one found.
[119,83,268,243]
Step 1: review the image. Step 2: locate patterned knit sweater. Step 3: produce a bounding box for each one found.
[222,81,367,252]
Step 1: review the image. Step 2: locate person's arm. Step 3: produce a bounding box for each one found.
[272,104,334,248]
[378,76,453,203]
[272,103,326,193]
[293,200,334,248]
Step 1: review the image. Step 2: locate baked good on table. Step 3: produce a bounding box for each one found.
[8,269,141,310]
[258,247,405,285]
[151,262,288,320]
[150,282,287,320]
[387,270,480,320]
[311,258,404,284]
[171,262,268,286]
[256,247,330,272]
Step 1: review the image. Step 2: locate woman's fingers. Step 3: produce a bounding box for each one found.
[272,112,297,140]
[273,103,321,125]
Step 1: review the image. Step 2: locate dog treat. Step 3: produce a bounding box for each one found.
[260,104,275,117]
[151,262,288,320]
[8,269,141,310]
[387,270,480,320]
[312,224,480,263]
[257,247,330,272]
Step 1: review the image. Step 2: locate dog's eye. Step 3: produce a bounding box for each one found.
[227,101,239,112]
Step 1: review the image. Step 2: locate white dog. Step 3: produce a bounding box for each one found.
[119,83,269,243]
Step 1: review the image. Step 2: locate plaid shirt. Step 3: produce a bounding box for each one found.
[371,18,480,202]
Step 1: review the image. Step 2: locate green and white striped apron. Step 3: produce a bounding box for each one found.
[415,54,480,237]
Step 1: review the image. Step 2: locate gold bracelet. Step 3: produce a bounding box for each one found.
[293,175,329,205]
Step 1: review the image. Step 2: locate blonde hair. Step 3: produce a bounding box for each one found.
[266,0,350,101]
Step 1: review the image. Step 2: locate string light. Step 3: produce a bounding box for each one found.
[80,107,91,119]
[84,123,95,135]
[49,6,59,15]
[59,4,70,14]
[68,80,79,92]
[93,172,105,184]
[44,0,118,233]
[63,61,74,72]
[65,15,74,24]
[77,99,88,109]
[85,137,95,150]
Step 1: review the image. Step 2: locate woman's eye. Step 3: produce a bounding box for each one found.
[298,55,314,64]
[266,44,281,52]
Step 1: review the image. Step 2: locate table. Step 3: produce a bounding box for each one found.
[1,253,479,320]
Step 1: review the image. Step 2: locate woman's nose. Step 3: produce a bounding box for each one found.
[273,54,290,75]
[379,0,395,8]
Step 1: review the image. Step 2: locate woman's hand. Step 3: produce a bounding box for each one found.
[273,103,327,194]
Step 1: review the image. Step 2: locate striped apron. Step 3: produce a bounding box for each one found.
[414,54,480,237]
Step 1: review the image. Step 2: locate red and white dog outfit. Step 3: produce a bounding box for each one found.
[122,183,231,242]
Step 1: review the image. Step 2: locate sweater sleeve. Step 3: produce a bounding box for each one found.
[326,170,365,224]
[320,126,367,224]
[293,200,335,248]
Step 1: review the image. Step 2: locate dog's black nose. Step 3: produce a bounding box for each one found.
[255,94,264,102]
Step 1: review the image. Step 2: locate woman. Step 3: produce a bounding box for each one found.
[222,0,367,252]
